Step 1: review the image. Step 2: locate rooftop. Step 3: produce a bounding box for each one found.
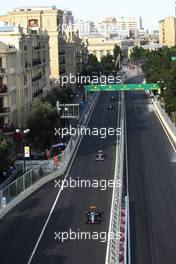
[13,5,57,12]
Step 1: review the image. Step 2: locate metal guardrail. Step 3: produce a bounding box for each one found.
[106,91,125,263]
[149,91,176,144]
[0,92,99,209]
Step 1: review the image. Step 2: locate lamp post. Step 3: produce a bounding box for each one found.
[16,128,30,172]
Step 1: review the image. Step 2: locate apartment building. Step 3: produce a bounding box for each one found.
[0,42,16,131]
[0,25,50,129]
[159,17,176,47]
[117,16,143,32]
[0,6,65,79]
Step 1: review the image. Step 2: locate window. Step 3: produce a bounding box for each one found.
[0,57,2,68]
[28,19,38,27]
[24,75,27,86]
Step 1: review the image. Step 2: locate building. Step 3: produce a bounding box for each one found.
[159,16,176,47]
[0,6,65,79]
[63,10,74,26]
[62,30,88,89]
[95,22,130,39]
[86,34,134,61]
[0,42,16,131]
[117,16,143,31]
[0,25,50,128]
[74,20,95,37]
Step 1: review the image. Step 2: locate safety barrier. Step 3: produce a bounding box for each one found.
[105,91,125,263]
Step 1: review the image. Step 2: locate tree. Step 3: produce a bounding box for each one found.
[42,87,73,107]
[27,100,59,150]
[100,53,114,74]
[140,46,176,115]
[113,44,123,66]
[82,54,100,76]
[0,133,12,171]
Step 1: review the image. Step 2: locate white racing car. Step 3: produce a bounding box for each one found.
[95,150,106,161]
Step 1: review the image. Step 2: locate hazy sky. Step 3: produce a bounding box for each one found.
[0,0,175,30]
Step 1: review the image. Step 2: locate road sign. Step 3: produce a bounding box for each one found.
[171,56,176,61]
[57,102,80,119]
[84,83,160,92]
[24,146,30,158]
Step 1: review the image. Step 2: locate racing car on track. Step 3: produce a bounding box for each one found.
[85,206,101,224]
[95,150,106,161]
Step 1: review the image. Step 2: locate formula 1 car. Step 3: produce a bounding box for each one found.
[85,206,101,224]
[108,104,113,110]
[95,150,106,161]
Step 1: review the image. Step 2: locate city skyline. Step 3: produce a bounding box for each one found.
[0,0,175,30]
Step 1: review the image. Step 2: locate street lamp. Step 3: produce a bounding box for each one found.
[16,128,30,172]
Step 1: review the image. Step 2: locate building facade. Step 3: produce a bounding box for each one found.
[0,26,50,128]
[159,17,176,47]
[86,34,134,61]
[0,6,65,79]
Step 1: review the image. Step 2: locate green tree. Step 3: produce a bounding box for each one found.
[0,133,12,171]
[113,44,123,67]
[43,87,73,107]
[27,100,59,150]
[82,54,100,76]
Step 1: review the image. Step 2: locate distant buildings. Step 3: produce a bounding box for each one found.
[63,10,74,26]
[73,16,143,39]
[86,34,134,61]
[117,16,143,31]
[159,16,176,47]
[74,20,95,37]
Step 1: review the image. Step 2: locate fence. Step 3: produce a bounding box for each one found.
[149,91,176,144]
[106,91,125,263]
[0,92,99,209]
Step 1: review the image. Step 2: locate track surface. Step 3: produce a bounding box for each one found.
[0,91,121,264]
[126,76,176,264]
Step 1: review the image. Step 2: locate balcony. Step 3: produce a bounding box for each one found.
[0,107,10,116]
[59,59,66,65]
[0,123,15,134]
[32,73,42,83]
[60,68,66,75]
[33,44,41,50]
[33,88,43,98]
[32,58,42,66]
[0,85,8,94]
[0,67,5,75]
[59,51,66,56]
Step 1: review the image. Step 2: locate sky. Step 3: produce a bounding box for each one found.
[0,0,175,30]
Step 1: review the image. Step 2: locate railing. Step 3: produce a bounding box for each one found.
[106,91,125,263]
[148,91,176,144]
[0,91,99,209]
[0,68,5,74]
[0,107,10,113]
[0,85,8,94]
[32,59,42,66]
